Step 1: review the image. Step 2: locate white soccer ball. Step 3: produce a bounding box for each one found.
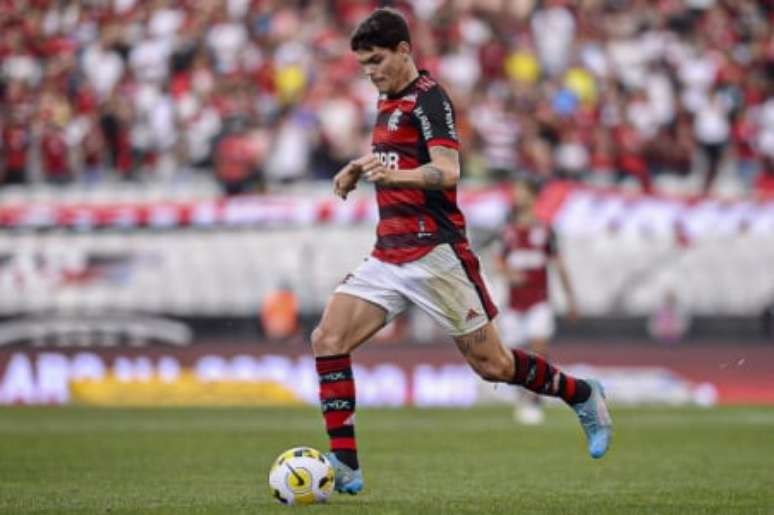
[268,447,335,505]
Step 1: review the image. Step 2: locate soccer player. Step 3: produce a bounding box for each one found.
[312,8,611,495]
[495,180,578,425]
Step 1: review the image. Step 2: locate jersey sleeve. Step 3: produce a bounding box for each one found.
[412,86,459,150]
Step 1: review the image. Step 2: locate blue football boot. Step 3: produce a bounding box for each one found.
[572,379,613,459]
[325,453,364,495]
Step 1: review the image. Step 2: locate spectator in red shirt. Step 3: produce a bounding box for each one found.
[614,122,652,193]
[1,112,30,185]
[754,155,774,200]
[81,113,106,182]
[40,120,71,183]
[214,119,269,195]
[732,108,760,189]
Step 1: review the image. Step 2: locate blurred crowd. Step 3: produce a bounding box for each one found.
[0,0,772,197]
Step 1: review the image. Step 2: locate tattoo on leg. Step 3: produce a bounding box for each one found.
[421,165,443,189]
[457,327,487,355]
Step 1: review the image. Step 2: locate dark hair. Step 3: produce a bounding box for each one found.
[522,178,543,196]
[350,8,411,52]
[514,175,543,196]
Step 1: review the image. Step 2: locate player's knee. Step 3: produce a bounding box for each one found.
[311,326,348,356]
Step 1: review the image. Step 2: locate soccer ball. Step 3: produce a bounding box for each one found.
[268,447,335,505]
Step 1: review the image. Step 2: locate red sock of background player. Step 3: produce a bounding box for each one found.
[315,354,359,470]
[509,348,591,404]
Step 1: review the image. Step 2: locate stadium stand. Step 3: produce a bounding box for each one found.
[0,0,771,197]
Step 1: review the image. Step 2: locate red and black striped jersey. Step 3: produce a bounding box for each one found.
[499,221,557,311]
[370,71,467,264]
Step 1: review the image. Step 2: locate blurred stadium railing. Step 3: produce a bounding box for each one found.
[2,181,772,326]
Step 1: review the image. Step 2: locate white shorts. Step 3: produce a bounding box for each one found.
[498,302,555,348]
[335,243,497,336]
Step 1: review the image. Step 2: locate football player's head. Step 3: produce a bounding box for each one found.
[510,179,541,220]
[351,8,414,95]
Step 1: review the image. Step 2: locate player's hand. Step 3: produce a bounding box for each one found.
[508,270,526,286]
[567,301,580,322]
[361,155,393,186]
[333,159,365,200]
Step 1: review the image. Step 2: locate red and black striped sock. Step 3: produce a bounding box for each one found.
[509,349,591,405]
[316,354,359,470]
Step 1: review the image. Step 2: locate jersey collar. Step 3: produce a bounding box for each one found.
[387,70,428,99]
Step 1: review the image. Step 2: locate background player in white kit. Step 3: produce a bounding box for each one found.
[495,180,578,425]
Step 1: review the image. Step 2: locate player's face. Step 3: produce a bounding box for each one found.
[355,45,411,95]
[511,183,536,217]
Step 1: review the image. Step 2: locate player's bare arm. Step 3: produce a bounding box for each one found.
[554,255,579,320]
[333,157,368,200]
[361,146,460,189]
[494,254,527,285]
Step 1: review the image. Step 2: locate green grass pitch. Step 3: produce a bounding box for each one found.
[0,406,772,514]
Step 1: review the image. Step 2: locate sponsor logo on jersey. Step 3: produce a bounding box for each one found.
[442,100,457,140]
[506,249,547,269]
[387,108,402,132]
[414,105,433,140]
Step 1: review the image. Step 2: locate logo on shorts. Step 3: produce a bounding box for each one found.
[465,308,482,322]
[340,273,354,285]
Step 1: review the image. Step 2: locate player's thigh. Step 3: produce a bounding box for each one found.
[453,321,513,382]
[313,254,409,356]
[403,243,498,336]
[312,292,389,356]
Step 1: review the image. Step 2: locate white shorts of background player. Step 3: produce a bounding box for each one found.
[498,302,555,348]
